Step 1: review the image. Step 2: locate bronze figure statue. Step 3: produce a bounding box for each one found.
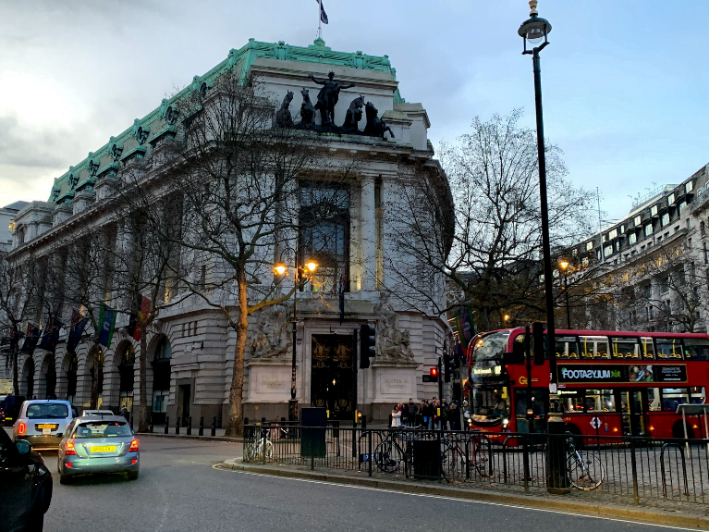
[341,96,365,133]
[308,72,355,125]
[364,102,395,139]
[276,91,294,128]
[299,88,316,127]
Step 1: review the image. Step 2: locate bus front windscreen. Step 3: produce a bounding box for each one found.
[470,332,509,384]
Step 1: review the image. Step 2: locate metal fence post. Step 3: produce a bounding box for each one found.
[630,437,640,505]
[522,434,531,494]
[368,428,372,477]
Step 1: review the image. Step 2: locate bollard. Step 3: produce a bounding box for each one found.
[361,415,367,430]
[187,416,192,436]
[199,416,204,437]
[176,416,180,435]
[164,416,169,435]
[149,416,154,434]
[211,416,216,437]
[546,419,570,493]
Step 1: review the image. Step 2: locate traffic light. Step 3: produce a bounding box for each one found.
[359,324,376,369]
[532,322,545,365]
[429,367,439,382]
[444,354,454,383]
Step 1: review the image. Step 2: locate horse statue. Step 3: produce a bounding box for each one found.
[364,102,395,139]
[276,91,294,128]
[299,88,316,127]
[341,95,365,133]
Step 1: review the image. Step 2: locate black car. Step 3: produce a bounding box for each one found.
[1,395,26,426]
[0,427,53,532]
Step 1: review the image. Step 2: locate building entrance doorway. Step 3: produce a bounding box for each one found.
[311,334,354,420]
[177,384,191,426]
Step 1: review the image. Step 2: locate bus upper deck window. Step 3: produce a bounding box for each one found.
[656,338,682,360]
[684,338,709,360]
[640,338,655,360]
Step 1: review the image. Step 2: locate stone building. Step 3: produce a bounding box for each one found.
[562,163,709,334]
[2,38,452,425]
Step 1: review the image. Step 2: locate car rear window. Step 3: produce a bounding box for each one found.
[26,403,69,419]
[75,422,132,438]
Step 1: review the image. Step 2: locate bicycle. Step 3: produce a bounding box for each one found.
[566,433,604,490]
[373,430,410,474]
[244,426,274,461]
[442,433,494,478]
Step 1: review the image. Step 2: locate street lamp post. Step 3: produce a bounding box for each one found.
[274,258,319,422]
[518,0,569,493]
[559,260,571,329]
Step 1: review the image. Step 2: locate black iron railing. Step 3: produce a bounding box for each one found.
[243,423,709,506]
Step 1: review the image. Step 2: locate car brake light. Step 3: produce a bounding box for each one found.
[128,439,139,452]
[65,441,77,455]
[18,422,26,435]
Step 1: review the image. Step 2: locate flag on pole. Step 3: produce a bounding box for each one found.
[316,0,328,24]
[128,294,151,342]
[39,314,63,351]
[21,323,41,353]
[338,269,345,324]
[453,305,476,349]
[98,303,117,348]
[67,308,88,353]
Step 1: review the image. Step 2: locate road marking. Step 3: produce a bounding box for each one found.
[213,465,698,531]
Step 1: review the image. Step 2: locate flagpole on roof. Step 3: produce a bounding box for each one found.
[318,0,322,38]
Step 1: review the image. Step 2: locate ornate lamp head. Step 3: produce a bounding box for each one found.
[519,0,552,54]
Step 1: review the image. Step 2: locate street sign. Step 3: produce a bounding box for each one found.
[590,417,601,429]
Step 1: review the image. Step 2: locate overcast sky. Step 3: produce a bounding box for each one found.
[1,0,708,226]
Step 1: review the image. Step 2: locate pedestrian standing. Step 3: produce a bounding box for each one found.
[391,406,402,428]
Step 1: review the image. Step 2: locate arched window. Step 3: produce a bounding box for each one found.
[119,345,135,411]
[152,337,172,424]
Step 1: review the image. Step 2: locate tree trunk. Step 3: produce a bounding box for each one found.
[138,327,149,432]
[11,339,19,395]
[226,269,249,437]
[90,344,100,409]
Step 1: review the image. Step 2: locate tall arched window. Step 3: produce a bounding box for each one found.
[151,337,172,424]
[119,345,135,411]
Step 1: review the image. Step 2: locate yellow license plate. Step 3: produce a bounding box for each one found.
[37,424,57,430]
[90,445,116,453]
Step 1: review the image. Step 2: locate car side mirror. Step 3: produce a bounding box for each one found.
[15,440,31,455]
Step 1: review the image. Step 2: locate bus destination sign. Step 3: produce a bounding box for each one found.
[558,364,687,384]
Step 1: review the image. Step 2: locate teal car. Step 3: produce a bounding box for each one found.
[57,414,139,484]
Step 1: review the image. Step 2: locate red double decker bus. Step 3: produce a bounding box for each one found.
[467,327,709,439]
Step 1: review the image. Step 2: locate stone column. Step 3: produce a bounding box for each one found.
[360,176,377,293]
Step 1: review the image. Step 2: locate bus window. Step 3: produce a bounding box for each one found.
[690,387,706,404]
[648,388,661,411]
[559,390,583,413]
[555,336,578,360]
[611,337,639,360]
[640,337,655,360]
[586,389,615,412]
[662,388,690,411]
[656,338,682,359]
[684,338,709,360]
[579,336,609,359]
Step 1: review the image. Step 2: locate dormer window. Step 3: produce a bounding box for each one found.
[651,205,658,217]
[686,181,694,193]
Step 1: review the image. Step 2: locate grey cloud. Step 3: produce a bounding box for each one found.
[0,113,81,169]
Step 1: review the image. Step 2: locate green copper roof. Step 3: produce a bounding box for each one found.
[48,38,404,203]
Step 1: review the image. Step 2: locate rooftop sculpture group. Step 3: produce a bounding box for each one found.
[275,71,395,139]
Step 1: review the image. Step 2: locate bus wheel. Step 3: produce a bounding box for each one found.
[672,420,694,440]
[564,424,584,448]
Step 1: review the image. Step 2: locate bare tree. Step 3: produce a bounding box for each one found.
[387,111,595,330]
[152,74,355,436]
[0,251,44,394]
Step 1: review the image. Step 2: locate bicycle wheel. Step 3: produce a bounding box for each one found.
[472,438,493,477]
[567,451,604,491]
[374,439,403,473]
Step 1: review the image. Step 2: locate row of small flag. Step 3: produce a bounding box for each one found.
[4,294,151,353]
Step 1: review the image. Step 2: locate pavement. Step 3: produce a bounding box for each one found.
[25,435,706,531]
